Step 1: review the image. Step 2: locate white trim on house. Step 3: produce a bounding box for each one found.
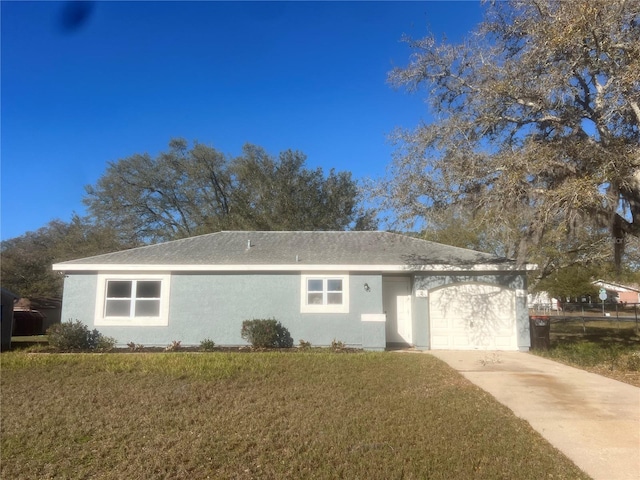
[94,273,171,327]
[592,280,640,293]
[54,263,534,273]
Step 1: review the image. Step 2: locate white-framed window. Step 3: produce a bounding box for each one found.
[95,273,171,326]
[300,274,349,313]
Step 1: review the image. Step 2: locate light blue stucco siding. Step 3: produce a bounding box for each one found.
[60,269,529,351]
[168,272,382,347]
[59,271,384,348]
[412,272,530,351]
[59,274,97,325]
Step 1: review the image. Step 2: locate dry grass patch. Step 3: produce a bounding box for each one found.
[1,351,588,479]
[534,320,640,387]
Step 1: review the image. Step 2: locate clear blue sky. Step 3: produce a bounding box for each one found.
[1,1,484,241]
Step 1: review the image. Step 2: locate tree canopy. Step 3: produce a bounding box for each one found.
[84,139,374,244]
[0,216,129,298]
[2,140,372,298]
[379,0,640,274]
[227,144,364,231]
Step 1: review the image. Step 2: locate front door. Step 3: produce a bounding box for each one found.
[383,277,412,345]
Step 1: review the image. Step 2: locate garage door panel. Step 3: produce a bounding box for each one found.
[429,284,516,350]
[432,316,449,329]
[430,335,450,348]
[453,335,471,348]
[494,336,514,348]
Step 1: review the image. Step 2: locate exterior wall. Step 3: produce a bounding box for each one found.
[60,271,383,348]
[412,272,530,351]
[593,281,640,304]
[361,314,386,351]
[617,291,640,304]
[411,287,429,350]
[60,274,98,325]
[59,269,530,351]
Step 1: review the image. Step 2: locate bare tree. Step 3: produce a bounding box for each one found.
[380,0,639,272]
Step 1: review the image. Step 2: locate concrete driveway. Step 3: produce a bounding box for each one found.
[428,350,640,480]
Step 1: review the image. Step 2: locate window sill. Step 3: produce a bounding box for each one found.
[95,317,168,327]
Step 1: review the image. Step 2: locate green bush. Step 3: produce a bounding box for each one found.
[200,338,216,351]
[95,336,117,352]
[241,319,293,348]
[127,342,145,352]
[165,340,182,352]
[47,320,116,352]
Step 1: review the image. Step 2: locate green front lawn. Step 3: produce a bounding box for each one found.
[1,351,588,479]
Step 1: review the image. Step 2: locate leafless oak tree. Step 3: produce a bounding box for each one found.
[381,0,639,273]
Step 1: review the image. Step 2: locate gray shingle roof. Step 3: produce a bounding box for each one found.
[53,231,515,271]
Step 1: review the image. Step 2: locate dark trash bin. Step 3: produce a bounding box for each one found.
[529,315,550,350]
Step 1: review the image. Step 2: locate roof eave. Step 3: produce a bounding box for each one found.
[52,262,531,273]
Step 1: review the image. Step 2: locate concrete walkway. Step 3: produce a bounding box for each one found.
[428,351,640,480]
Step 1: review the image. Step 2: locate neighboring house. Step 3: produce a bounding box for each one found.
[28,297,62,332]
[12,297,58,336]
[527,291,561,311]
[592,280,640,304]
[52,231,532,351]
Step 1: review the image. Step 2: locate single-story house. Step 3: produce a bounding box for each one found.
[592,280,640,304]
[527,291,561,311]
[52,231,532,351]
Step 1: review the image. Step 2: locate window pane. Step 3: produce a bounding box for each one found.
[308,293,323,305]
[137,281,161,298]
[105,299,131,316]
[327,279,342,292]
[307,279,323,292]
[327,293,343,305]
[107,281,131,298]
[135,299,160,316]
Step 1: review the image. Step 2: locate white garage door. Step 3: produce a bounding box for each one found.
[429,283,516,350]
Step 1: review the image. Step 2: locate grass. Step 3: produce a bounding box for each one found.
[0,351,588,480]
[533,319,640,387]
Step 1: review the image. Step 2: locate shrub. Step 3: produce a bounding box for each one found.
[298,339,312,350]
[241,318,293,348]
[200,338,216,351]
[127,342,144,352]
[331,338,346,351]
[47,320,116,352]
[95,335,117,352]
[165,340,182,352]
